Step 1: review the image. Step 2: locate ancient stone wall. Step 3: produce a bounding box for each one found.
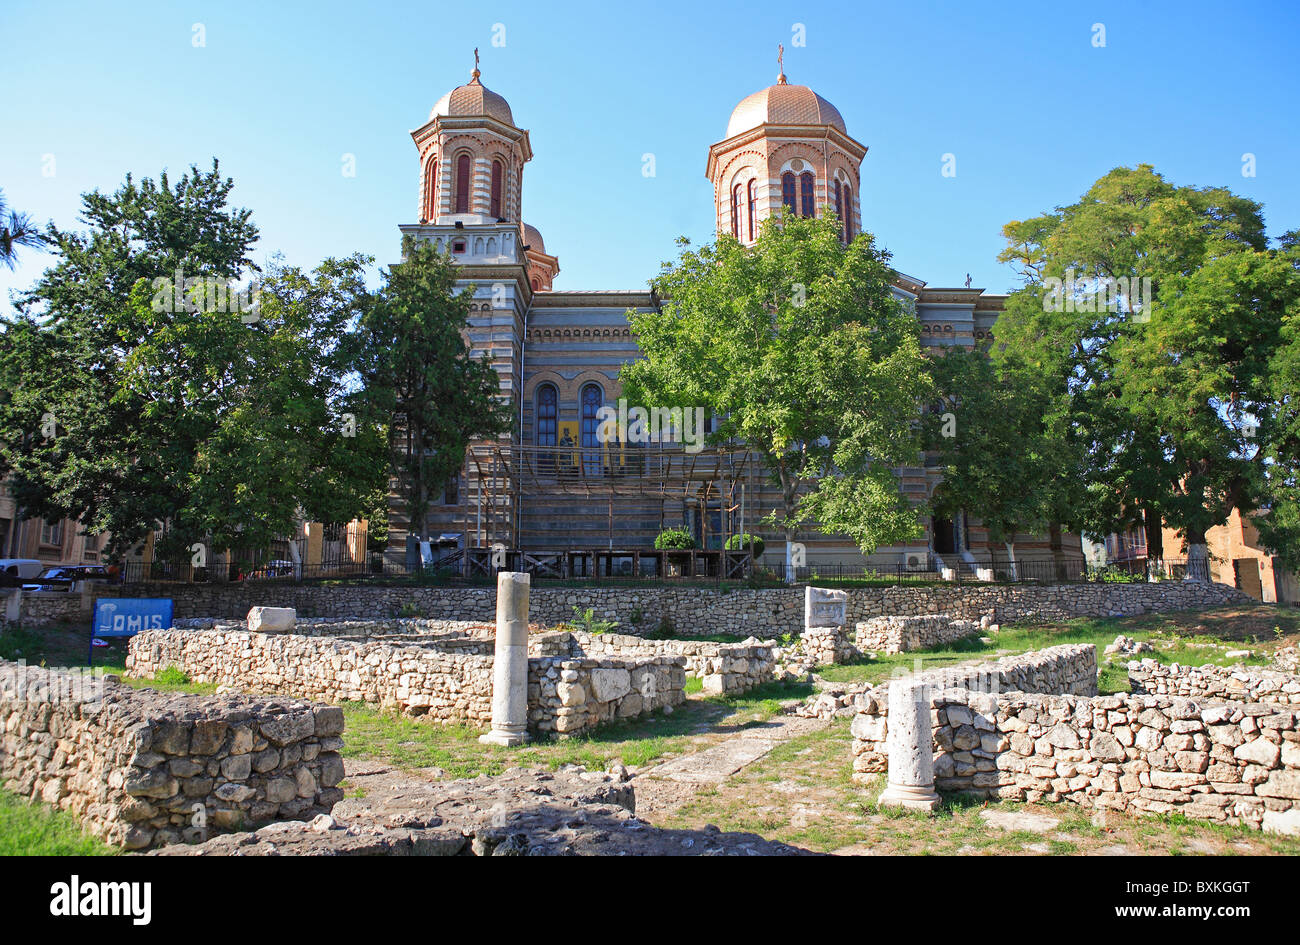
[849,644,1099,773]
[532,630,774,694]
[128,628,497,724]
[0,659,343,849]
[528,655,686,735]
[1129,659,1300,707]
[855,614,982,654]
[129,626,684,737]
[926,690,1297,832]
[93,580,1252,636]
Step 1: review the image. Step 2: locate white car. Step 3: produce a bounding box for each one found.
[0,559,44,587]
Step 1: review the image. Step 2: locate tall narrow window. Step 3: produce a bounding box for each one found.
[843,185,853,240]
[781,172,796,213]
[424,160,437,220]
[537,383,557,475]
[455,154,471,214]
[747,179,756,240]
[833,179,842,230]
[799,172,815,217]
[580,383,603,477]
[490,159,504,219]
[731,184,741,238]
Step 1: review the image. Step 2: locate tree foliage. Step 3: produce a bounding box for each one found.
[622,211,931,554]
[353,237,510,540]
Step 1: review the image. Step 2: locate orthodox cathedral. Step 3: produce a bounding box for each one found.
[394,54,1081,575]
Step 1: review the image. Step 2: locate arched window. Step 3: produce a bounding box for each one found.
[833,179,842,229]
[799,172,815,217]
[455,153,471,214]
[424,160,437,220]
[536,383,558,474]
[580,383,604,477]
[731,184,741,238]
[781,172,796,213]
[843,185,853,241]
[747,179,756,241]
[490,159,504,220]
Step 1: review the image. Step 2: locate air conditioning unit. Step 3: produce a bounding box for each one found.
[906,555,922,569]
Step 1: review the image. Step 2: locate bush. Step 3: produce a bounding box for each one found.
[725,533,765,557]
[654,528,696,550]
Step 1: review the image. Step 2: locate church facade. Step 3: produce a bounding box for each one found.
[392,60,1082,575]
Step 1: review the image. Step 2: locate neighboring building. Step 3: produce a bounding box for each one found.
[393,59,1086,572]
[0,480,105,567]
[1162,510,1297,604]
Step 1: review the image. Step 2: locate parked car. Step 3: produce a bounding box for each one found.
[0,559,44,587]
[245,560,296,580]
[22,564,111,592]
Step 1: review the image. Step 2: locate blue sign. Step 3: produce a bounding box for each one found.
[92,598,174,638]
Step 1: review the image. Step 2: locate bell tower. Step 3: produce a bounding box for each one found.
[706,50,866,245]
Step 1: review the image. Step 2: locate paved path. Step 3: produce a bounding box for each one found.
[641,714,830,784]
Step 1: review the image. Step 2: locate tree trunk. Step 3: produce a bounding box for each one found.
[1143,505,1164,580]
[1185,527,1210,582]
[1048,522,1066,582]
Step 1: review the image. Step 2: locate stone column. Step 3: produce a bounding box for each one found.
[877,680,942,811]
[480,571,531,746]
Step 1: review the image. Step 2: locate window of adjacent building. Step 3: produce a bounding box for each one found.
[491,159,504,220]
[782,172,796,213]
[40,520,63,547]
[799,172,815,217]
[443,472,459,505]
[747,179,756,241]
[455,153,471,214]
[844,186,853,240]
[731,184,741,238]
[452,240,466,254]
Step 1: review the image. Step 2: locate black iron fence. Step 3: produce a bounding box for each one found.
[110,550,1206,588]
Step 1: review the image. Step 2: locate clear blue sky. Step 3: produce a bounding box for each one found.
[3,0,1298,312]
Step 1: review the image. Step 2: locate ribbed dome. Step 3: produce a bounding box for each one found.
[430,77,514,126]
[726,82,845,138]
[520,222,545,255]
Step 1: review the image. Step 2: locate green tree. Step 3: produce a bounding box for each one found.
[621,211,931,556]
[994,165,1296,578]
[923,343,1063,574]
[354,237,510,541]
[0,163,387,564]
[0,162,259,558]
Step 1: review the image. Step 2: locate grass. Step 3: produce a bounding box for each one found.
[340,678,813,778]
[651,718,1300,856]
[0,789,115,856]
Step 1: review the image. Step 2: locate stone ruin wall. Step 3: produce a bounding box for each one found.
[855,614,983,654]
[850,645,1100,773]
[128,622,685,737]
[528,656,686,735]
[852,646,1300,832]
[96,580,1255,637]
[533,629,775,694]
[1128,659,1300,706]
[0,659,343,850]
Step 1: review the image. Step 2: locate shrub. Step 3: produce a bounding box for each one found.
[154,666,193,686]
[570,606,618,635]
[725,533,765,557]
[654,528,696,550]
